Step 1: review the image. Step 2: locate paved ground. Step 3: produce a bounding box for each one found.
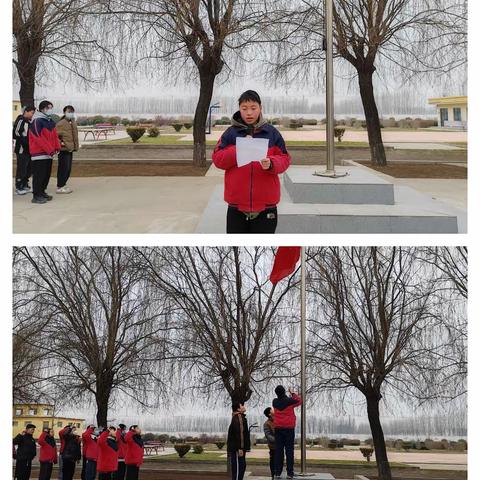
[384,142,464,150]
[13,176,222,233]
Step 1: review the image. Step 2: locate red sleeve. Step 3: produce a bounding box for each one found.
[125,431,134,444]
[212,140,237,170]
[98,430,109,446]
[291,393,302,406]
[37,431,47,446]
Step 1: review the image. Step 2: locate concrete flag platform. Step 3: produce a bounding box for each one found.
[196,165,465,234]
[249,475,336,479]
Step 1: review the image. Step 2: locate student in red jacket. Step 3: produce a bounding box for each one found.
[97,427,118,480]
[38,427,58,480]
[28,100,61,204]
[116,424,127,480]
[272,385,302,479]
[212,90,291,234]
[124,425,144,480]
[81,425,98,480]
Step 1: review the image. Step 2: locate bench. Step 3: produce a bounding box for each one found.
[144,441,166,455]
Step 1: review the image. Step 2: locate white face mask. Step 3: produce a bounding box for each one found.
[65,112,76,120]
[44,109,53,116]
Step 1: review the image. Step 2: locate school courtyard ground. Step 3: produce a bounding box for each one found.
[12,126,467,234]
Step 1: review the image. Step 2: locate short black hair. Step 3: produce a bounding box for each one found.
[26,423,36,429]
[275,385,286,397]
[238,90,261,105]
[38,100,53,111]
[23,105,36,113]
[129,425,138,431]
[232,401,244,412]
[264,407,272,418]
[119,423,126,430]
[63,105,75,113]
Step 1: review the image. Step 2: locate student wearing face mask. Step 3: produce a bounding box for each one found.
[28,100,61,204]
[55,105,79,194]
[12,105,35,195]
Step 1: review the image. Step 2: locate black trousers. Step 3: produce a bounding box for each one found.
[116,461,126,480]
[226,206,278,234]
[57,151,73,187]
[14,459,32,480]
[15,152,31,189]
[98,473,114,480]
[125,465,139,480]
[274,428,295,477]
[230,451,246,480]
[61,459,76,480]
[38,462,53,480]
[268,449,275,478]
[80,456,86,480]
[32,158,53,197]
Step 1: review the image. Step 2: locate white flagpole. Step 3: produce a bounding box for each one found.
[300,246,307,474]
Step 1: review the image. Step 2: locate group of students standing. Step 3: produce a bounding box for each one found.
[13,100,79,203]
[13,423,144,480]
[227,385,302,480]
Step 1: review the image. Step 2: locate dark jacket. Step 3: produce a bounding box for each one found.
[212,112,291,212]
[13,432,37,461]
[227,413,251,453]
[62,432,81,462]
[263,419,275,449]
[273,393,302,429]
[28,111,61,161]
[13,114,31,155]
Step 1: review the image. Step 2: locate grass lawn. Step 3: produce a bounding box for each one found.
[359,161,467,179]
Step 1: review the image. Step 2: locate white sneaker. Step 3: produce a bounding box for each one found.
[15,187,28,195]
[56,186,73,194]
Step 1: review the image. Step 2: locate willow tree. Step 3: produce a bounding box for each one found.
[102,0,277,167]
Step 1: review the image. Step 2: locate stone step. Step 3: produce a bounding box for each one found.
[284,166,394,205]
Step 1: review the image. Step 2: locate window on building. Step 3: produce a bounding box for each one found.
[76,423,80,428]
[29,409,37,416]
[13,421,18,426]
[454,107,462,121]
[43,409,51,416]
[43,421,50,429]
[15,409,23,416]
[14,105,18,111]
[57,421,63,427]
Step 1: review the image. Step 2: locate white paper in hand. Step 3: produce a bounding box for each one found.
[236,137,269,167]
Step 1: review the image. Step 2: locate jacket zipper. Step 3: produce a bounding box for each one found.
[249,162,253,214]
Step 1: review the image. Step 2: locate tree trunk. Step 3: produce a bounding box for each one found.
[17,63,37,108]
[358,70,387,166]
[95,382,112,427]
[192,71,216,167]
[366,393,392,480]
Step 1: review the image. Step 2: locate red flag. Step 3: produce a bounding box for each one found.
[270,247,301,284]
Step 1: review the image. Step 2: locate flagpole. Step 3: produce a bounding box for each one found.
[300,246,307,474]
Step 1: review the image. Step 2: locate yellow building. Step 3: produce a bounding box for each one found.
[12,100,22,122]
[12,403,85,440]
[428,95,468,129]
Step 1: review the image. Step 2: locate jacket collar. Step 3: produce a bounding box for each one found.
[231,111,268,133]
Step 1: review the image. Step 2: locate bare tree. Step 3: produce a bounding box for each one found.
[136,246,299,405]
[14,247,170,426]
[102,0,275,167]
[268,0,467,165]
[306,247,466,480]
[12,0,115,107]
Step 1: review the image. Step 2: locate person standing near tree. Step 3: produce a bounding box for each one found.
[13,105,35,195]
[212,90,291,234]
[124,425,144,480]
[97,427,119,480]
[55,105,79,194]
[272,386,302,480]
[227,402,251,480]
[37,427,58,480]
[116,423,127,480]
[61,426,81,480]
[263,407,276,480]
[13,424,37,480]
[28,100,61,204]
[81,425,98,480]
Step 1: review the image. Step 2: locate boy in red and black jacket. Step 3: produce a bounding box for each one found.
[124,425,144,480]
[212,90,291,234]
[28,100,61,204]
[97,427,118,480]
[38,427,57,480]
[81,425,98,480]
[272,385,302,479]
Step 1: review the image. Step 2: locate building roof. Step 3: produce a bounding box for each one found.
[428,96,467,106]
